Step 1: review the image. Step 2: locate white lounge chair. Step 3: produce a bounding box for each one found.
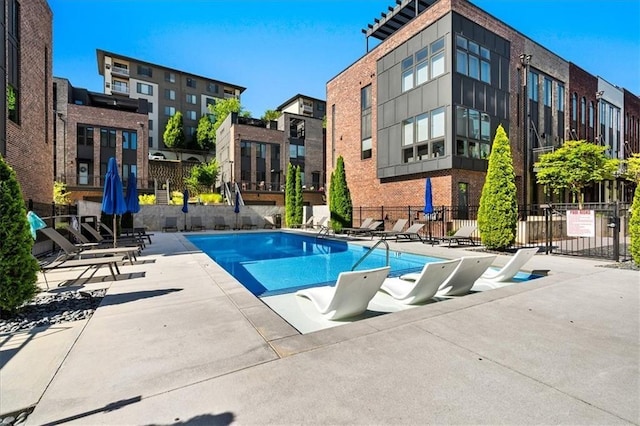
[290,216,315,229]
[380,258,461,304]
[435,255,497,296]
[296,266,390,320]
[479,247,539,283]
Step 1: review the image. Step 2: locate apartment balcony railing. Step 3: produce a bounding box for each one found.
[111,84,130,95]
[111,66,130,77]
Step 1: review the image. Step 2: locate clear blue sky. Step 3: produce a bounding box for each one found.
[50,0,639,116]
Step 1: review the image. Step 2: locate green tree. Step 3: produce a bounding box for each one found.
[163,111,185,159]
[208,98,251,145]
[535,140,619,208]
[285,163,297,227]
[0,156,39,316]
[294,165,303,225]
[624,154,640,264]
[185,160,219,194]
[261,109,281,122]
[196,114,216,155]
[477,124,518,250]
[329,156,352,232]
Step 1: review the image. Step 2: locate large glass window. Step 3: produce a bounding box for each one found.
[416,48,428,85]
[401,107,446,162]
[361,85,372,159]
[455,34,489,83]
[77,125,94,146]
[137,65,152,77]
[402,37,445,92]
[528,71,539,101]
[100,128,116,148]
[401,57,414,92]
[165,89,175,100]
[137,82,153,95]
[122,130,137,150]
[543,78,552,107]
[558,84,565,111]
[455,106,492,159]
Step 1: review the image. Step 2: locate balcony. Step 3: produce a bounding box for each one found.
[111,65,130,77]
[111,84,130,95]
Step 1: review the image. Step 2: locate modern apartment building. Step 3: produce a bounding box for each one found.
[96,49,245,162]
[216,94,326,205]
[2,0,53,204]
[326,0,639,211]
[53,77,149,203]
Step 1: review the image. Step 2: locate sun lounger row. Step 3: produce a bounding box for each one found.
[296,248,540,320]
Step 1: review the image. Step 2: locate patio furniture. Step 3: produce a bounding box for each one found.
[394,223,425,242]
[296,266,390,320]
[479,247,539,283]
[162,217,179,232]
[213,216,231,230]
[440,225,477,247]
[190,216,206,231]
[372,219,409,240]
[380,258,461,304]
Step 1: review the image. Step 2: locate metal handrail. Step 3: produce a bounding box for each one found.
[316,225,331,239]
[351,239,389,271]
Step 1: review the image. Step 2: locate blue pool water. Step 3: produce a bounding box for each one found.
[187,232,445,296]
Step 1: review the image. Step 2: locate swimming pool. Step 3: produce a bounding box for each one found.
[187,232,444,296]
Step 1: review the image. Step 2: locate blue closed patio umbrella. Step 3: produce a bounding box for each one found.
[125,172,140,227]
[182,189,189,231]
[234,190,240,229]
[423,177,434,243]
[102,157,127,247]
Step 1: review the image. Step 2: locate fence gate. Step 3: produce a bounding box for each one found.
[542,202,630,261]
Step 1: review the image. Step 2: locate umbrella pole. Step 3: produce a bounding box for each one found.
[113,215,117,248]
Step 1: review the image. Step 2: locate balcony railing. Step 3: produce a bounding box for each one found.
[111,84,130,95]
[111,66,130,77]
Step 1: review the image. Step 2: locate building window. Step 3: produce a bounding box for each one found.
[580,97,586,125]
[558,84,565,111]
[289,143,305,159]
[589,102,594,127]
[164,106,176,116]
[100,128,117,148]
[77,125,94,146]
[137,82,153,95]
[256,143,266,159]
[455,106,491,159]
[241,141,251,157]
[112,80,129,94]
[186,94,197,104]
[148,102,153,113]
[316,102,325,112]
[401,57,414,92]
[455,35,489,83]
[430,37,445,78]
[402,107,446,162]
[137,65,152,77]
[361,85,372,159]
[165,89,175,100]
[148,119,153,130]
[571,92,578,121]
[415,48,428,86]
[186,110,197,120]
[123,164,137,180]
[207,82,218,93]
[528,70,539,101]
[543,78,552,107]
[164,71,175,83]
[122,130,137,150]
[186,77,197,88]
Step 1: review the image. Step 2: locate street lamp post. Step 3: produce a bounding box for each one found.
[520,53,532,219]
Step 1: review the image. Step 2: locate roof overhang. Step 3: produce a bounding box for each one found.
[363,0,439,42]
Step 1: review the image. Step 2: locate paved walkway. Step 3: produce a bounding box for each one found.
[1,231,638,425]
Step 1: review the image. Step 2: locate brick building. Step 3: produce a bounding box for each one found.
[216,94,326,206]
[54,77,149,203]
[326,0,639,212]
[96,49,245,162]
[2,0,53,204]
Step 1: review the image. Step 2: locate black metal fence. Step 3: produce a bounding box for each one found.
[353,202,631,261]
[26,199,78,256]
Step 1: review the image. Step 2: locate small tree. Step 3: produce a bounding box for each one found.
[477,124,518,250]
[196,114,216,157]
[329,156,353,232]
[208,98,251,146]
[284,163,296,227]
[163,111,185,159]
[261,109,281,122]
[0,156,39,316]
[294,165,303,225]
[185,160,219,194]
[535,140,619,208]
[624,154,640,264]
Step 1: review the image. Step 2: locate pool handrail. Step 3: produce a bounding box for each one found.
[352,239,390,271]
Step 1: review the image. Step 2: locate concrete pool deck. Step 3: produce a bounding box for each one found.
[1,230,638,424]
